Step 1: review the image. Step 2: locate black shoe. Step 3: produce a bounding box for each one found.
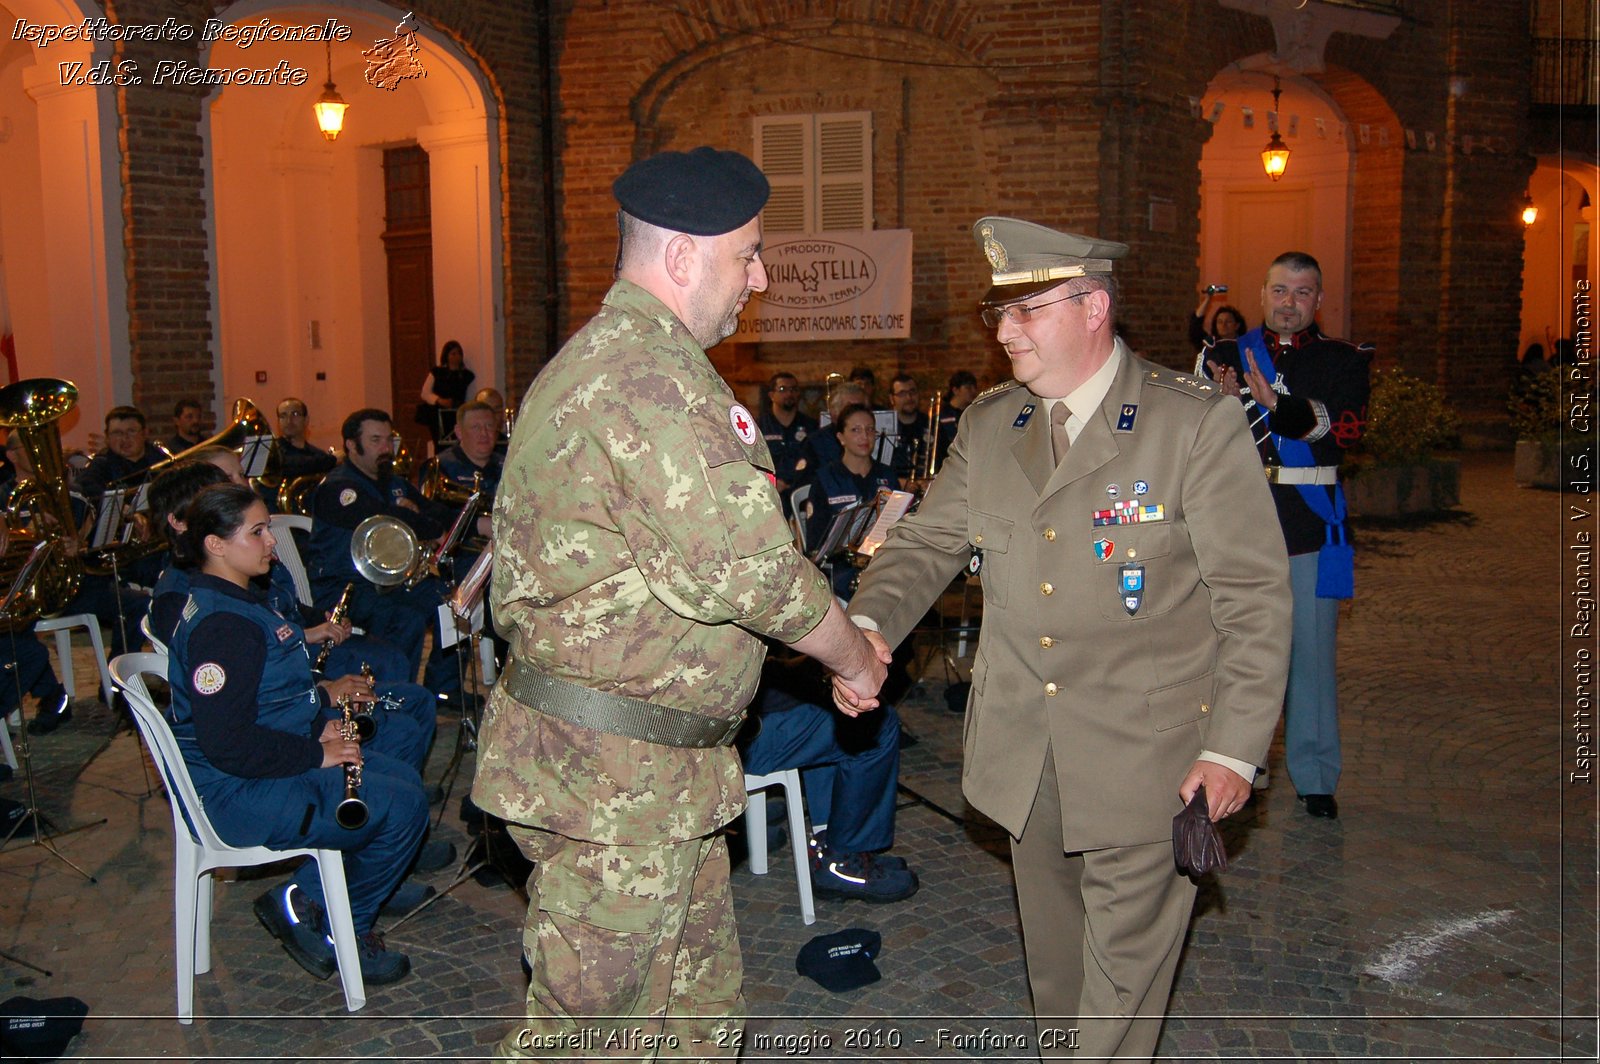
[26,691,71,736]
[253,883,336,979]
[1299,793,1339,819]
[812,851,920,903]
[808,831,907,872]
[380,880,436,916]
[356,930,411,985]
[413,839,457,873]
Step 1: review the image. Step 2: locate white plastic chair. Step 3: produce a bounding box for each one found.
[110,652,366,1022]
[36,612,114,704]
[140,612,168,656]
[268,514,314,607]
[0,711,15,772]
[743,769,815,925]
[788,483,813,552]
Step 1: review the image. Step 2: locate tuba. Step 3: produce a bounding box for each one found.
[0,378,84,629]
[278,472,325,517]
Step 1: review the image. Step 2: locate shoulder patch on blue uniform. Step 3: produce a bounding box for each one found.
[181,596,198,621]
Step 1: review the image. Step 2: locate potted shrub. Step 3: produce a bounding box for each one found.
[1343,368,1461,517]
[1508,365,1562,489]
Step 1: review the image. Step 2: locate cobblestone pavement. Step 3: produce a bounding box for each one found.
[0,451,1593,1061]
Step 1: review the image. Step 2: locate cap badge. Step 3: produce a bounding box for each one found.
[980,223,1009,272]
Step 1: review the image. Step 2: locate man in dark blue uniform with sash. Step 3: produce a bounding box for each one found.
[1199,251,1371,820]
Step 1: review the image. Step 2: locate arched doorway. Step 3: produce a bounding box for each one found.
[0,0,129,448]
[1521,156,1597,361]
[203,2,502,454]
[1197,66,1354,339]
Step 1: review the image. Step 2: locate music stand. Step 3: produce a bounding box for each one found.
[0,541,107,883]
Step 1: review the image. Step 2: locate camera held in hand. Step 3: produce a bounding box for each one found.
[1204,284,1229,295]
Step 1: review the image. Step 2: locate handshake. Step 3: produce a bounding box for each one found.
[831,627,894,717]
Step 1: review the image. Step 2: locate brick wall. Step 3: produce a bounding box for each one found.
[100,0,1536,429]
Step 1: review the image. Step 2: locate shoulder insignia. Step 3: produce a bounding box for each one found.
[192,662,226,696]
[971,380,1021,406]
[1144,366,1217,400]
[338,487,358,506]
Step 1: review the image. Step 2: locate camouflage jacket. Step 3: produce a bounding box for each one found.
[474,280,834,843]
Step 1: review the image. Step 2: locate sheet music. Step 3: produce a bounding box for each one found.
[90,488,128,549]
[239,435,274,478]
[872,409,899,466]
[809,500,863,564]
[855,489,915,557]
[449,547,494,622]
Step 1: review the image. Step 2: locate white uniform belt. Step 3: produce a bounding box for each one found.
[1266,464,1340,486]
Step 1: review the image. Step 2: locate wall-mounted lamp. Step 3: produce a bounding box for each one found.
[1520,190,1538,228]
[1261,76,1290,181]
[313,40,348,142]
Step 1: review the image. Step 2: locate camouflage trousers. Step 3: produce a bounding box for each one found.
[494,826,745,1062]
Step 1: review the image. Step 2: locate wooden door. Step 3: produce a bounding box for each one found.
[382,145,434,457]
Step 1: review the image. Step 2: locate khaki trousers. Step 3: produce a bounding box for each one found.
[1010,747,1196,1063]
[495,827,744,1062]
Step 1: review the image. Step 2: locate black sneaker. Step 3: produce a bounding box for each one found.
[809,831,907,872]
[253,883,336,979]
[380,880,436,916]
[26,690,71,736]
[813,851,920,903]
[413,839,456,873]
[356,930,411,985]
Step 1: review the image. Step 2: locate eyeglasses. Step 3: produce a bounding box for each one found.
[891,388,918,397]
[980,292,1090,329]
[771,385,797,393]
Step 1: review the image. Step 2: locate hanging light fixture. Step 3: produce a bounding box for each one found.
[1261,75,1291,182]
[1520,190,1538,228]
[313,39,348,142]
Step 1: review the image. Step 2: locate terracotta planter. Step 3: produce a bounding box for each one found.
[1513,439,1559,489]
[1344,459,1461,518]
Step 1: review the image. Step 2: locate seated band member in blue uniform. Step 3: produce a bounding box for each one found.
[166,484,429,983]
[425,399,505,669]
[147,461,438,781]
[804,403,898,601]
[740,648,917,902]
[183,446,413,685]
[305,410,466,698]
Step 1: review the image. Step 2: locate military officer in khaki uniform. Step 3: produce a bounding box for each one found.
[474,146,889,1061]
[843,218,1290,1062]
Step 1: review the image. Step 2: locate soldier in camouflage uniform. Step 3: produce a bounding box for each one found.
[474,146,890,1061]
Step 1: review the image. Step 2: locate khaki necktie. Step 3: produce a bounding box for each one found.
[1050,401,1071,465]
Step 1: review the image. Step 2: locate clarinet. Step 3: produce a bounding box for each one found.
[335,693,369,830]
[313,582,354,675]
[349,662,379,741]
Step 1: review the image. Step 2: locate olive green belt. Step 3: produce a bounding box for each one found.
[499,657,742,748]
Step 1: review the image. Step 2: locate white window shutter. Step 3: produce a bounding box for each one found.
[816,112,871,232]
[755,116,812,233]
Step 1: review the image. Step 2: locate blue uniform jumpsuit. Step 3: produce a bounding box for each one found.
[167,573,428,931]
[152,564,435,775]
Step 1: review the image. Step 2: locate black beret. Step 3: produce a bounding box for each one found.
[612,146,770,236]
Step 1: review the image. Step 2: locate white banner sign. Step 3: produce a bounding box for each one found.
[732,230,913,343]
